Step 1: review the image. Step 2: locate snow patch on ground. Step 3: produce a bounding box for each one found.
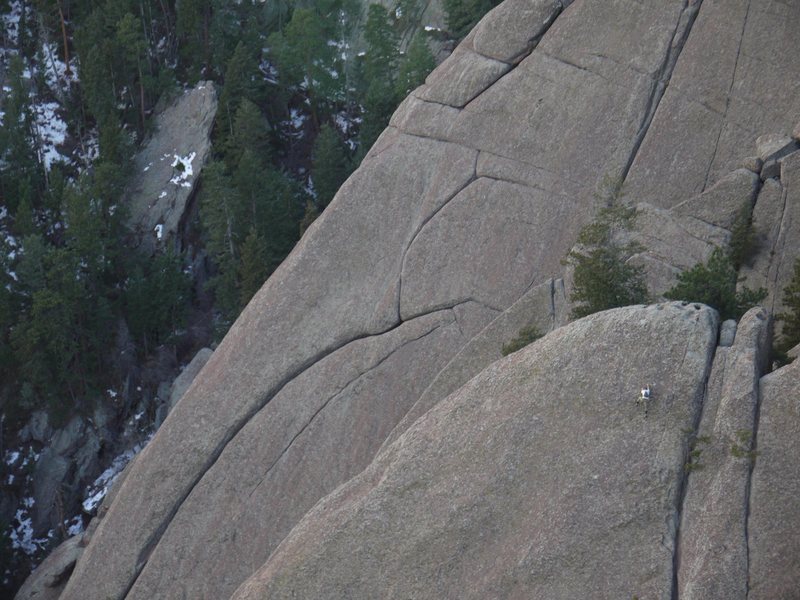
[32,101,69,170]
[170,152,196,188]
[42,42,79,94]
[1,1,22,47]
[81,436,153,513]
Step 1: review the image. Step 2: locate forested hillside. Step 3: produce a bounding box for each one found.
[0,0,498,594]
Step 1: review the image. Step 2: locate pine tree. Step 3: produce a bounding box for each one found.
[363,4,398,84]
[224,98,271,170]
[267,8,340,118]
[176,0,213,78]
[664,248,766,321]
[238,227,269,307]
[312,124,350,207]
[396,33,435,98]
[215,41,258,146]
[443,0,497,39]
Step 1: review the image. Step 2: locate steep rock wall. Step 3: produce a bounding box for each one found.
[57,1,800,599]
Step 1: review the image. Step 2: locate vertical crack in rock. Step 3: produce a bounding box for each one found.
[670,322,720,600]
[396,151,478,318]
[621,0,705,185]
[701,0,751,192]
[768,183,790,314]
[744,359,766,597]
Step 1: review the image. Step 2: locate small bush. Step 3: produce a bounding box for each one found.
[664,247,766,321]
[501,325,542,356]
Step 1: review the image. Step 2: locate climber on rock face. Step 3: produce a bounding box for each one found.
[636,385,652,418]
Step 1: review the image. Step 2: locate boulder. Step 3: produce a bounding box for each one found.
[719,319,737,347]
[755,133,798,163]
[671,168,759,229]
[125,82,217,253]
[748,359,800,598]
[14,536,83,600]
[740,156,763,173]
[231,303,719,599]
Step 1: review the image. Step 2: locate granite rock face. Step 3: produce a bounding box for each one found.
[749,359,800,599]
[56,0,800,599]
[125,82,217,253]
[231,304,718,599]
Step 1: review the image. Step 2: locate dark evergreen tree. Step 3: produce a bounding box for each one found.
[664,247,766,321]
[442,0,497,39]
[215,41,259,147]
[395,32,435,98]
[312,124,350,207]
[238,226,269,307]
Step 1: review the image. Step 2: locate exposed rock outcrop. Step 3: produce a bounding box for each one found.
[125,82,217,253]
[53,0,800,598]
[232,303,718,599]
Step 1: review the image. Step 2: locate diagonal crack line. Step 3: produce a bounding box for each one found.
[768,183,789,314]
[123,299,486,599]
[461,0,568,111]
[621,0,705,186]
[122,322,408,597]
[702,0,751,192]
[246,318,454,502]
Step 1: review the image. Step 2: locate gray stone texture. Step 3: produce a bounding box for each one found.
[167,347,213,412]
[14,536,83,600]
[677,307,770,600]
[748,359,800,599]
[719,319,737,347]
[755,133,798,163]
[415,45,509,108]
[125,82,217,253]
[123,306,496,600]
[60,0,800,598]
[231,303,718,600]
[624,0,800,209]
[471,0,566,63]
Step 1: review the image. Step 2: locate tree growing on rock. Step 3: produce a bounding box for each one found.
[664,247,766,321]
[566,206,649,319]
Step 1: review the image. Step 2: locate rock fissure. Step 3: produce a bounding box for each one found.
[768,183,790,314]
[670,322,720,600]
[701,0,751,192]
[244,317,455,503]
[463,0,568,109]
[621,0,705,185]
[744,363,767,598]
[120,296,490,599]
[397,151,479,315]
